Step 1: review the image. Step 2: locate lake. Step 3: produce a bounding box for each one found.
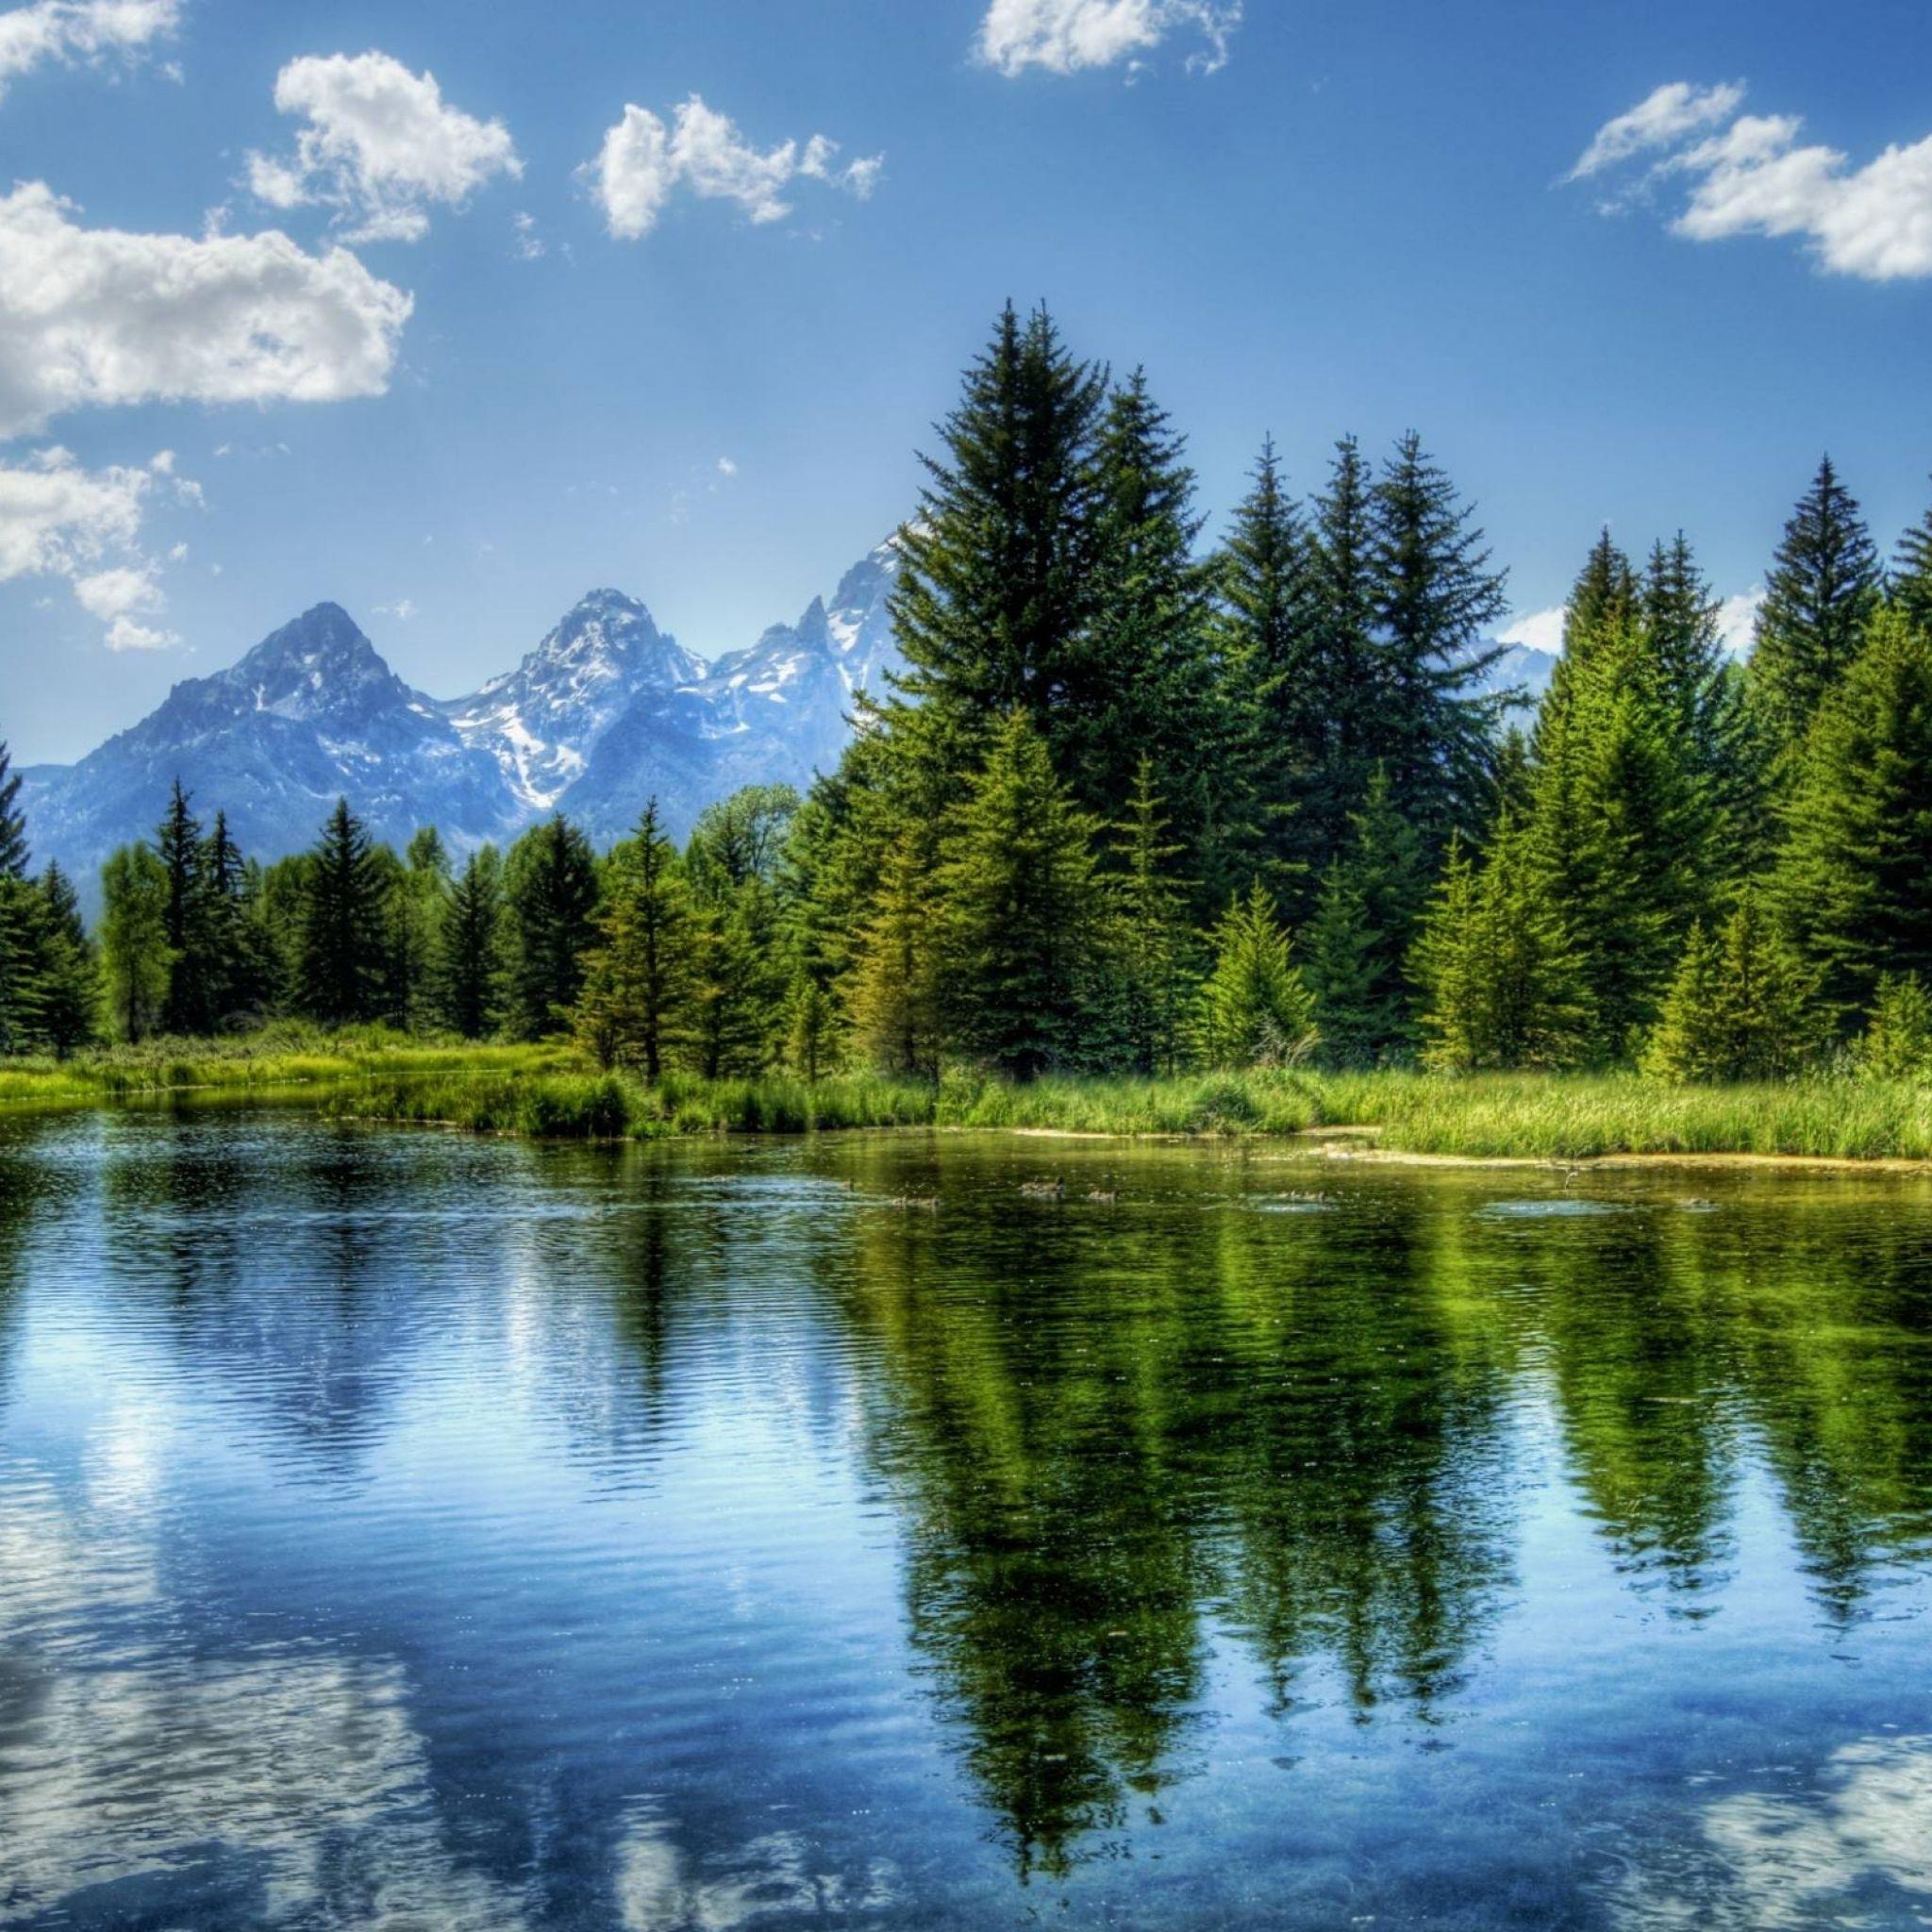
[3,1111,1931,1929]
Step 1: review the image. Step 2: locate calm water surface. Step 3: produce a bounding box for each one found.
[4,1111,1932,1928]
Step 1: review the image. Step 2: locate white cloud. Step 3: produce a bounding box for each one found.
[0,445,188,649]
[1716,585,1763,656]
[246,51,520,244]
[716,455,737,477]
[0,0,179,100]
[372,596,416,620]
[1568,80,1745,181]
[585,96,881,241]
[0,181,410,436]
[1498,605,1566,655]
[510,209,543,260]
[1573,82,1932,281]
[975,0,1241,76]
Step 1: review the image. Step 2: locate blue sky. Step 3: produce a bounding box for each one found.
[4,0,1932,763]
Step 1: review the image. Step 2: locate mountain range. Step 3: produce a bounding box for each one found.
[19,540,908,897]
[18,537,1553,897]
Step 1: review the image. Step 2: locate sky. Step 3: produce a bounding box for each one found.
[4,0,1932,765]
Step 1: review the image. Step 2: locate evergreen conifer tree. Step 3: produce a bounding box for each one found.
[296,798,391,1025]
[1749,456,1882,768]
[849,824,941,1078]
[0,874,42,1055]
[1305,435,1382,853]
[935,709,1106,1077]
[1856,973,1932,1080]
[783,971,835,1083]
[1413,823,1586,1072]
[1564,527,1638,653]
[505,814,601,1039]
[98,842,172,1041]
[1893,480,1932,636]
[1771,606,1932,1027]
[575,803,695,1076]
[1105,758,1195,1075]
[0,741,26,880]
[34,861,96,1057]
[437,846,507,1040]
[1644,893,1823,1081]
[156,779,211,1035]
[1195,881,1317,1070]
[1303,766,1426,1066]
[1367,432,1510,845]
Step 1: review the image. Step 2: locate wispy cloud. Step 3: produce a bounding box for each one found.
[584,95,881,241]
[1572,81,1932,280]
[0,0,179,101]
[247,51,520,244]
[975,0,1241,76]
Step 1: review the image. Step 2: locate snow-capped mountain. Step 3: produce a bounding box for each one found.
[18,542,905,897]
[445,588,701,811]
[562,538,903,841]
[20,604,518,899]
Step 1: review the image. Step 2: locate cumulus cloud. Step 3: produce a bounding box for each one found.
[1572,82,1932,280]
[246,51,521,244]
[0,0,179,100]
[584,96,882,241]
[1497,605,1566,655]
[975,0,1241,76]
[0,181,410,436]
[0,446,190,649]
[1568,80,1745,181]
[1716,585,1764,655]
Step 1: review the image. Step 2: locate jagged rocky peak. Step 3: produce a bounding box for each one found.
[233,602,408,720]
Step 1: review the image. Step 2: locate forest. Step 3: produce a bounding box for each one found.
[5,303,1932,1093]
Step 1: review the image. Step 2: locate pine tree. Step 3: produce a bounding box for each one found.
[200,811,272,1026]
[1749,455,1882,768]
[1303,766,1427,1066]
[0,873,42,1055]
[1305,435,1383,856]
[886,303,1107,787]
[783,971,835,1083]
[935,709,1107,1077]
[575,803,695,1077]
[1565,527,1637,653]
[1771,606,1932,1028]
[1195,881,1318,1070]
[1413,823,1586,1072]
[34,861,96,1057]
[849,824,941,1078]
[1644,893,1823,1081]
[296,798,391,1025]
[384,826,451,1032]
[97,842,173,1042]
[437,846,507,1040]
[1894,479,1932,636]
[0,741,26,880]
[1105,758,1195,1075]
[156,779,210,1035]
[684,788,794,1077]
[1856,972,1932,1080]
[505,814,601,1039]
[1216,437,1325,903]
[1367,432,1511,846]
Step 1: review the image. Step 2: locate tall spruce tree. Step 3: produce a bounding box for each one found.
[885,303,1107,788]
[156,780,211,1035]
[1413,823,1586,1073]
[0,874,42,1055]
[200,811,271,1026]
[1749,456,1882,768]
[1216,437,1326,904]
[0,742,26,880]
[1892,479,1932,636]
[1195,882,1317,1070]
[505,814,601,1039]
[1771,606,1932,1028]
[575,803,695,1077]
[296,798,390,1025]
[437,845,507,1040]
[1644,893,1822,1082]
[1106,758,1195,1076]
[935,709,1106,1077]
[1302,766,1427,1067]
[33,863,95,1057]
[1367,432,1510,847]
[1306,435,1383,852]
[1564,527,1638,654]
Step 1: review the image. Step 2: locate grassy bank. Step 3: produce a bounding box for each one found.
[8,1038,1932,1161]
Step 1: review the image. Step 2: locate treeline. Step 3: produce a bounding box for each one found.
[7,304,1932,1081]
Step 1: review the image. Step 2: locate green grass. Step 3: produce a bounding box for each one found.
[8,1038,1932,1161]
